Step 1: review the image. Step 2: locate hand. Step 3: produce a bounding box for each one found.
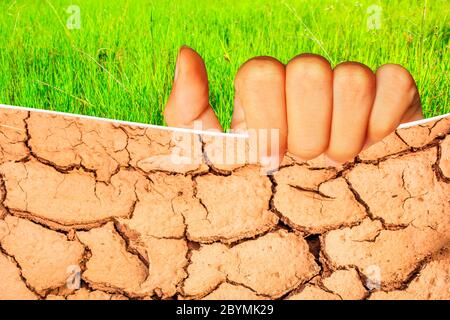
[164,46,423,166]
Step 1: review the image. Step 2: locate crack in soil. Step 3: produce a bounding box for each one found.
[0,108,448,300]
[0,242,42,298]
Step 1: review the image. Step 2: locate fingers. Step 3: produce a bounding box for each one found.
[233,57,287,166]
[286,54,333,160]
[164,46,222,131]
[285,58,378,163]
[366,64,423,145]
[230,95,247,131]
[326,62,376,163]
[166,47,423,166]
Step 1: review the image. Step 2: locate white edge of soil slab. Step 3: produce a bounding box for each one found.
[0,103,448,138]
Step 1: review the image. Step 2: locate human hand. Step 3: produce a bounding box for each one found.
[164,46,423,166]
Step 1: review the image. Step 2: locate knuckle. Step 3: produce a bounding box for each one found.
[287,54,331,81]
[334,62,374,88]
[377,63,416,93]
[236,56,285,84]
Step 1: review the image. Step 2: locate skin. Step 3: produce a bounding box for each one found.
[164,46,423,166]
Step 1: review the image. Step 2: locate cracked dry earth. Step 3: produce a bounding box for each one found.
[0,107,449,300]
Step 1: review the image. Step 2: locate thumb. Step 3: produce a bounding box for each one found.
[164,46,222,131]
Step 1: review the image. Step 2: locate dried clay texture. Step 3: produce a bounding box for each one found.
[0,107,448,300]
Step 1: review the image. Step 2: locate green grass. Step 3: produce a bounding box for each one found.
[0,0,448,129]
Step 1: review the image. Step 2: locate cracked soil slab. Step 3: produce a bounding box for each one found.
[0,215,84,295]
[182,230,319,299]
[0,106,448,300]
[0,160,140,230]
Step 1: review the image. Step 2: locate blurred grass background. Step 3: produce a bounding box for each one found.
[0,0,448,129]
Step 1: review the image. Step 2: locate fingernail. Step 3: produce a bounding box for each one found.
[174,53,180,82]
[174,47,183,82]
[174,45,191,82]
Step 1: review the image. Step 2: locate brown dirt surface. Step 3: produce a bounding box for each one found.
[0,215,84,295]
[369,248,450,300]
[188,166,278,243]
[0,106,448,300]
[287,284,341,300]
[440,135,450,179]
[0,109,28,163]
[46,288,128,300]
[0,160,140,230]
[182,230,319,299]
[202,283,267,300]
[322,268,367,300]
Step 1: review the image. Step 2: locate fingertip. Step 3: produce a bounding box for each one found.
[164,46,221,131]
[286,53,332,80]
[235,56,285,89]
[334,61,375,91]
[176,45,208,80]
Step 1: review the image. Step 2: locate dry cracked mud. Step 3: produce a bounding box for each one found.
[0,106,448,300]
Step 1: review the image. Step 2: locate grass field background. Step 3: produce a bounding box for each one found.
[0,0,448,129]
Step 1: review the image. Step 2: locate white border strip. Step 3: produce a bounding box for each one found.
[0,103,448,137]
[397,113,449,129]
[0,104,246,138]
